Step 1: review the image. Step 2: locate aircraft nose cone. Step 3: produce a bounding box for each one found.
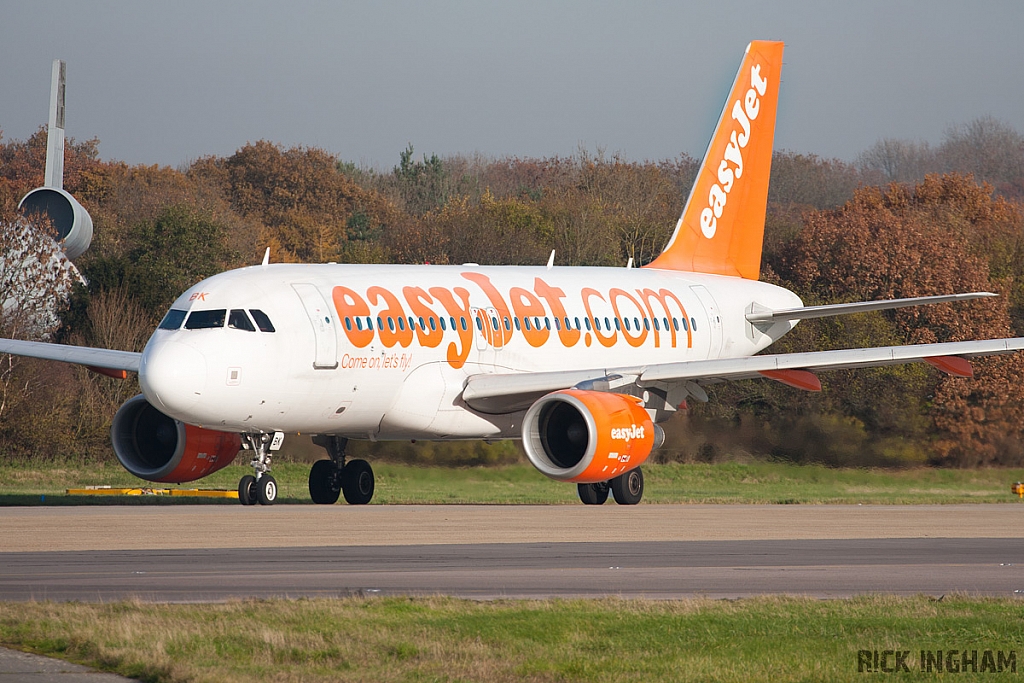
[140,340,207,419]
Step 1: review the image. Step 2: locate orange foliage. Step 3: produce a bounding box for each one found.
[791,174,1024,465]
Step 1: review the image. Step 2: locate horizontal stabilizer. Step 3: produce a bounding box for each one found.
[745,292,996,323]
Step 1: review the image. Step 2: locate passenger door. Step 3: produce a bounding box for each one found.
[292,283,338,369]
[690,284,724,358]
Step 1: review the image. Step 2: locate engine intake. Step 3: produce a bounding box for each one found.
[111,395,241,483]
[18,186,93,259]
[522,389,661,483]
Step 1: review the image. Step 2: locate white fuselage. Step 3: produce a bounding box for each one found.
[139,263,802,439]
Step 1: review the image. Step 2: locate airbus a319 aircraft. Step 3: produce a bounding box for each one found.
[8,42,1024,506]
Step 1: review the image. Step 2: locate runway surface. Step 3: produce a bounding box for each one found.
[3,538,1024,601]
[2,505,1024,600]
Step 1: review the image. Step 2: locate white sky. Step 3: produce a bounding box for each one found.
[2,1,1022,169]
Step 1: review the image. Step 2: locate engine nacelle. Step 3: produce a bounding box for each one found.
[111,395,241,483]
[18,186,93,259]
[522,389,662,483]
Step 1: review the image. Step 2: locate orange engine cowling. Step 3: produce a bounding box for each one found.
[111,395,242,483]
[522,389,662,483]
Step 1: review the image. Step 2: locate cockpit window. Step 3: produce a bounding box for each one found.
[158,309,187,330]
[228,309,256,331]
[184,309,226,330]
[249,309,276,333]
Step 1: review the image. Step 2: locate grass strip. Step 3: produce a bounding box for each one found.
[1,595,1022,682]
[2,460,1024,505]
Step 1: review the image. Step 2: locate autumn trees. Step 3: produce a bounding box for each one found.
[1,118,1024,465]
[773,176,1024,466]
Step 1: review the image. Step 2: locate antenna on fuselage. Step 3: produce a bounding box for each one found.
[546,250,555,270]
[626,257,634,269]
[261,247,270,266]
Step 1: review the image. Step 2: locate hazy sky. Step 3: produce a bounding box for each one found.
[2,1,1022,169]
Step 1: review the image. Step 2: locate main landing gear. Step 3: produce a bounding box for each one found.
[308,435,375,505]
[577,467,644,506]
[238,432,282,506]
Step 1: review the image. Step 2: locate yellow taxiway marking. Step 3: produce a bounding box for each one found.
[66,487,238,499]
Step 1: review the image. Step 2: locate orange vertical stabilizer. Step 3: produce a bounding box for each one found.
[645,40,784,280]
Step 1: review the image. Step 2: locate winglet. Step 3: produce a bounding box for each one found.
[646,41,784,279]
[44,59,66,190]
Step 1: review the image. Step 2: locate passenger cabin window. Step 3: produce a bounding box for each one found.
[249,309,276,333]
[228,309,256,332]
[158,309,187,330]
[185,309,226,330]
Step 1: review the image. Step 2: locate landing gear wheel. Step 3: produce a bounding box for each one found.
[257,474,278,506]
[238,475,257,506]
[577,482,610,505]
[611,467,644,505]
[309,460,341,505]
[341,459,374,505]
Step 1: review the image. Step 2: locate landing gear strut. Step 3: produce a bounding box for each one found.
[238,432,281,506]
[309,435,375,505]
[577,467,644,506]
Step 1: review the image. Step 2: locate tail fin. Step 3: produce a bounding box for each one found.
[646,41,784,279]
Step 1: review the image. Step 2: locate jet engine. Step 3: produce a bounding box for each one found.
[18,187,93,259]
[522,389,663,483]
[111,395,241,483]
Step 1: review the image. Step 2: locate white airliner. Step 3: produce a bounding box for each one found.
[7,42,1024,506]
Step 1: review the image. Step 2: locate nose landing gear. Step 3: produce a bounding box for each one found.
[309,435,375,505]
[238,432,282,505]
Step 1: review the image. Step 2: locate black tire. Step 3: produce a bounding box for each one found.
[257,474,278,505]
[577,482,610,505]
[309,460,341,505]
[341,459,374,505]
[238,475,257,506]
[611,467,644,505]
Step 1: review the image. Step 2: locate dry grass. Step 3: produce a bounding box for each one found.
[2,595,1023,682]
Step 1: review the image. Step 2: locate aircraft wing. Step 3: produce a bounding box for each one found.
[0,338,141,373]
[462,337,1024,413]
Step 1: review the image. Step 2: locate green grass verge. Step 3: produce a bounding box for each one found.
[1,460,1024,505]
[1,595,1022,682]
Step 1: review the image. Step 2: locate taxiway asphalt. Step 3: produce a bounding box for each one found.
[2,505,1023,601]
